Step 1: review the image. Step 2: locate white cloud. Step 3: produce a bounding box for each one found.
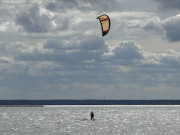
[0,21,11,32]
[111,42,143,62]
[0,57,12,64]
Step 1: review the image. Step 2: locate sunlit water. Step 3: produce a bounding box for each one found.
[0,105,180,135]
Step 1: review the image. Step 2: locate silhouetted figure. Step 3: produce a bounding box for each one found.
[90,111,94,121]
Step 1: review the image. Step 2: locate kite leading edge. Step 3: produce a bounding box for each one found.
[97,14,110,36]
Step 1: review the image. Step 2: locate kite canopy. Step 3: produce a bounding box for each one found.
[97,14,110,36]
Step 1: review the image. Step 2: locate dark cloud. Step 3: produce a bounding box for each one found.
[44,36,107,51]
[132,14,180,42]
[16,4,51,33]
[14,36,180,69]
[15,3,69,33]
[15,35,108,63]
[79,36,107,50]
[163,15,180,41]
[155,0,180,10]
[2,38,180,99]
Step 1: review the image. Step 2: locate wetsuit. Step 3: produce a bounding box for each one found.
[90,112,94,120]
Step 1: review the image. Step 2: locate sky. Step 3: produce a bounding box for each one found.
[0,0,180,100]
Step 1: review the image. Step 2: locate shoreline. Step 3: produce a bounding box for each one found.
[0,100,180,105]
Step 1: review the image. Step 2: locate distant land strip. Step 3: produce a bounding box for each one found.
[0,100,180,106]
[0,105,43,107]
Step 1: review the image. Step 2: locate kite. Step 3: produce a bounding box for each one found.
[97,14,110,36]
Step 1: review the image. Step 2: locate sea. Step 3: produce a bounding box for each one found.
[0,105,180,135]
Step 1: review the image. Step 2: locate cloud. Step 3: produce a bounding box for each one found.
[79,36,107,50]
[147,14,180,42]
[160,49,180,67]
[142,17,164,34]
[110,12,166,39]
[15,3,69,33]
[122,13,180,42]
[45,0,121,12]
[0,57,12,64]
[110,42,143,65]
[163,14,180,41]
[1,0,180,99]
[13,37,180,73]
[154,0,180,10]
[7,0,180,42]
[15,35,108,63]
[0,21,16,32]
[1,38,180,99]
[16,3,51,33]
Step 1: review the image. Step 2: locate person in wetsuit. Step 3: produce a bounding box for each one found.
[90,111,94,121]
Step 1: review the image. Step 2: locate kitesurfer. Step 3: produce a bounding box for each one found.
[90,111,94,121]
